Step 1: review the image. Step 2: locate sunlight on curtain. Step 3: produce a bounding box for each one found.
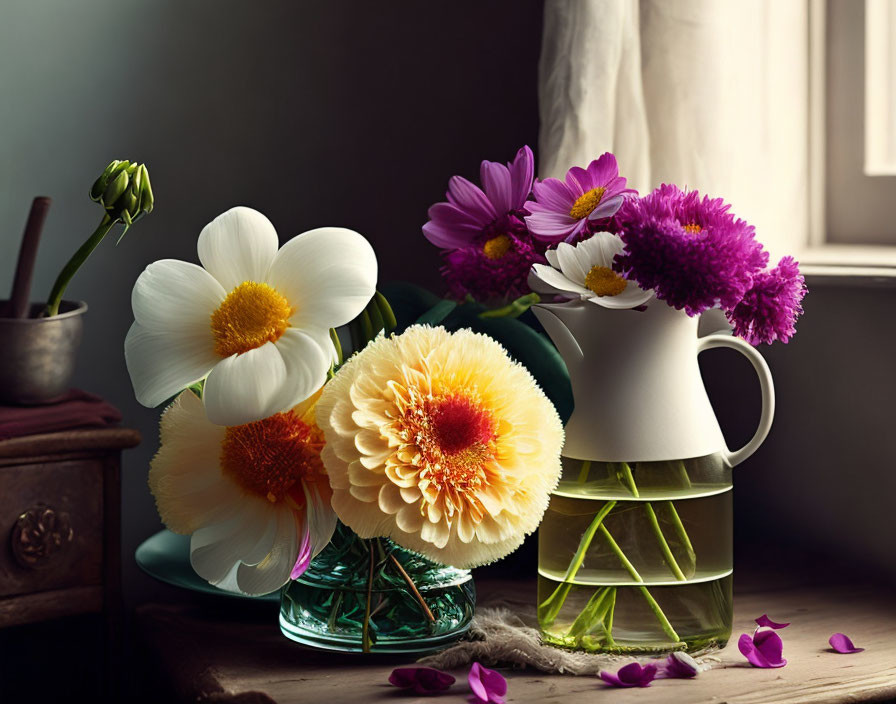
[538,0,808,261]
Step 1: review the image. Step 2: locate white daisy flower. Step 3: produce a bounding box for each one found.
[125,206,377,426]
[528,231,653,309]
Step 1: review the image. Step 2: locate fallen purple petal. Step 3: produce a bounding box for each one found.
[829,633,865,654]
[660,651,700,678]
[598,662,658,688]
[755,614,790,629]
[389,666,455,695]
[468,662,507,704]
[738,630,787,668]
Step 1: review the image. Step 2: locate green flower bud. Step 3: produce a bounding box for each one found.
[89,159,154,230]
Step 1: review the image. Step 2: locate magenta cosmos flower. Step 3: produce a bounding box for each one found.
[726,256,806,345]
[423,146,545,301]
[614,184,769,316]
[468,662,507,704]
[525,153,635,244]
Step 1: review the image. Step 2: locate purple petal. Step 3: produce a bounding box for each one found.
[564,166,591,195]
[468,662,506,704]
[289,528,312,579]
[389,667,455,694]
[587,195,624,221]
[508,145,535,209]
[661,651,699,678]
[599,662,657,688]
[756,614,790,630]
[524,210,579,243]
[739,631,787,668]
[447,176,497,221]
[585,152,620,186]
[532,178,575,212]
[480,160,513,215]
[829,633,865,654]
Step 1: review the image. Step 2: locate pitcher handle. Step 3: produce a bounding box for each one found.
[697,333,775,468]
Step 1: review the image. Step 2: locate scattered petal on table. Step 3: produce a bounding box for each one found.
[468,662,507,704]
[738,630,787,668]
[599,662,659,688]
[755,614,790,629]
[389,666,455,695]
[829,633,865,654]
[660,651,700,678]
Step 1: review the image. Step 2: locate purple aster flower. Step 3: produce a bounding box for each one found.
[738,628,787,668]
[441,230,546,302]
[468,662,507,704]
[726,256,806,345]
[659,651,700,679]
[614,184,769,316]
[829,633,865,654]
[525,153,636,244]
[388,666,455,694]
[423,146,535,250]
[598,662,658,688]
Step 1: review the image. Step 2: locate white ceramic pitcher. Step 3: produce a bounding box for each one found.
[532,299,774,467]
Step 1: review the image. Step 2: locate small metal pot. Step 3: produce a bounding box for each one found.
[0,300,87,405]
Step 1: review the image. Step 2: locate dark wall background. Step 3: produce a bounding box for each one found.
[1,0,893,618]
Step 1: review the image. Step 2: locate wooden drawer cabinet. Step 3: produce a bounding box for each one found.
[0,429,139,628]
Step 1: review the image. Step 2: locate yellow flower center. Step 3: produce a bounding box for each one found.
[584,266,628,297]
[482,234,512,260]
[220,411,325,504]
[683,222,703,234]
[569,187,607,219]
[210,281,293,358]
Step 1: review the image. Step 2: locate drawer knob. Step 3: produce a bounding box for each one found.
[11,504,74,569]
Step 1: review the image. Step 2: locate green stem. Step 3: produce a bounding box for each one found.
[538,500,616,626]
[567,586,613,638]
[45,215,115,316]
[598,524,681,643]
[478,292,540,319]
[675,460,693,488]
[604,589,617,646]
[620,463,686,582]
[665,501,696,563]
[576,459,592,484]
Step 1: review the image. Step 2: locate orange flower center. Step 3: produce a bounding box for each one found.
[584,265,628,297]
[220,411,325,504]
[482,234,512,260]
[210,281,293,358]
[402,393,497,494]
[569,187,606,219]
[683,222,703,234]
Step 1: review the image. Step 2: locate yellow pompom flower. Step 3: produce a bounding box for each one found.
[315,325,564,568]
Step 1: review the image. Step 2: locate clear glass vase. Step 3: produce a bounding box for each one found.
[537,453,732,654]
[279,523,475,653]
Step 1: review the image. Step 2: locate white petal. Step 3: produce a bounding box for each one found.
[265,327,331,414]
[190,499,270,585]
[304,484,337,557]
[197,207,280,291]
[267,227,377,329]
[577,231,624,268]
[587,285,655,309]
[125,322,217,408]
[545,248,560,268]
[203,342,288,426]
[132,260,225,332]
[234,505,298,595]
[529,264,591,297]
[556,242,588,284]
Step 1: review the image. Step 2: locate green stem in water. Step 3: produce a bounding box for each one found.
[576,459,592,484]
[604,588,617,646]
[362,541,374,653]
[598,524,681,644]
[619,463,687,582]
[665,501,696,565]
[538,500,616,626]
[567,586,613,639]
[45,215,115,316]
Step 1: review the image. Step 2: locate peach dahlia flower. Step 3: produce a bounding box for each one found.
[315,325,563,568]
[149,389,335,595]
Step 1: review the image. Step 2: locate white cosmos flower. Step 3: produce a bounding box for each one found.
[149,388,336,595]
[125,206,377,426]
[528,231,653,309]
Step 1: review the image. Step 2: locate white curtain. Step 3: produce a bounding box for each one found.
[538,0,809,260]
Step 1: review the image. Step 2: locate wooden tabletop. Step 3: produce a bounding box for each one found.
[134,571,896,704]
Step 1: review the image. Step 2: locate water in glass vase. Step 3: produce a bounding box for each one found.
[538,454,733,654]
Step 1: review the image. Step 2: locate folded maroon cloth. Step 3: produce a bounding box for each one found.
[0,389,122,440]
